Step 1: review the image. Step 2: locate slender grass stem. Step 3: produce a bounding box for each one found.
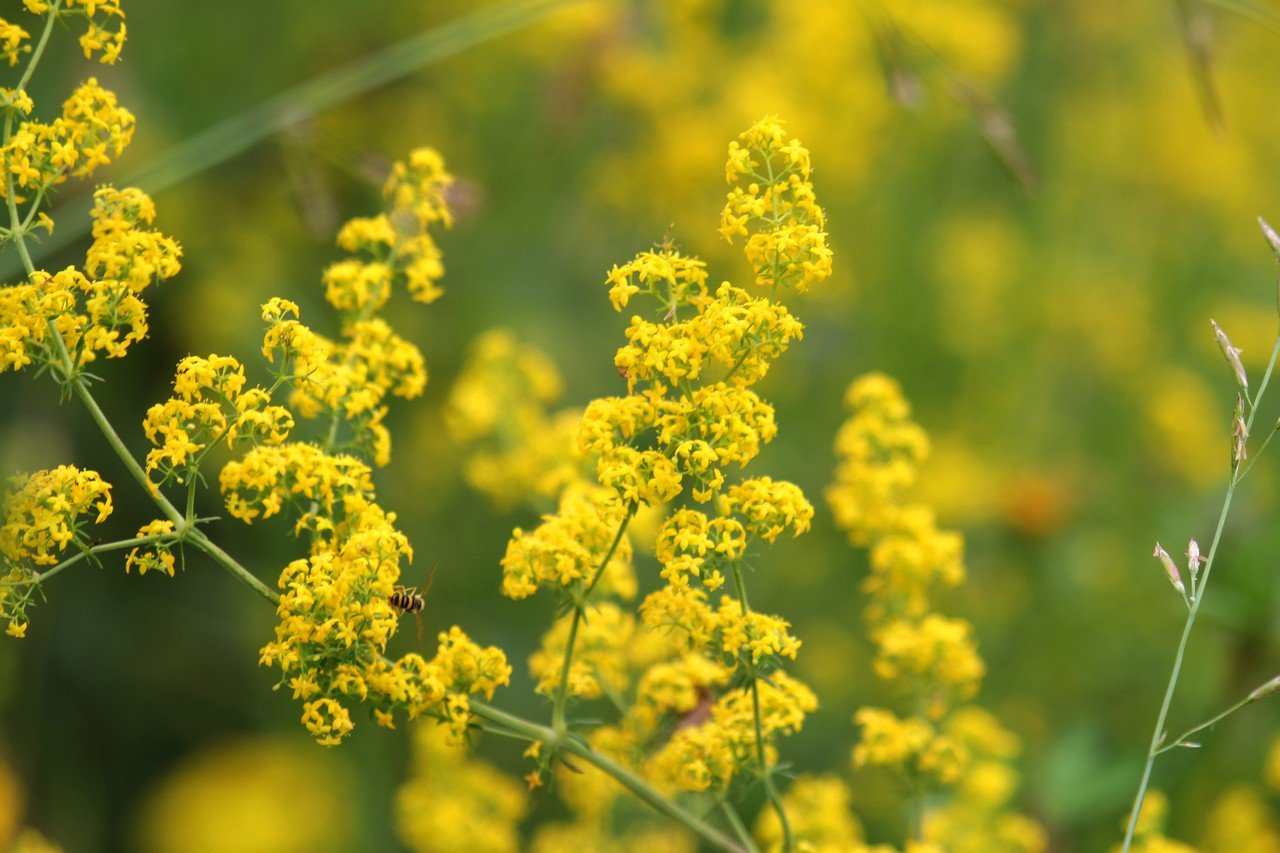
[1154,688,1260,755]
[1122,334,1280,851]
[9,0,587,278]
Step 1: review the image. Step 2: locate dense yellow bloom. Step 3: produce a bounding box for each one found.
[0,465,111,567]
[0,186,179,376]
[500,483,635,600]
[1,78,134,197]
[827,372,931,545]
[720,116,832,293]
[833,373,1042,847]
[530,602,636,699]
[397,724,528,853]
[445,329,583,509]
[853,707,934,769]
[606,249,709,313]
[143,354,293,485]
[754,775,866,853]
[219,442,374,532]
[0,465,112,636]
[260,497,510,744]
[871,614,985,702]
[647,671,817,792]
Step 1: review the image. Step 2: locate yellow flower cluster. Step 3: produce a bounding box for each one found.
[324,148,450,312]
[529,601,636,700]
[0,465,112,567]
[495,118,825,830]
[189,147,510,745]
[501,482,636,601]
[143,354,293,486]
[827,373,931,546]
[0,20,27,68]
[31,0,128,65]
[124,519,176,577]
[647,672,817,793]
[3,78,133,191]
[396,723,528,853]
[0,465,112,636]
[445,329,584,510]
[0,186,180,376]
[754,775,868,853]
[830,374,1043,849]
[720,115,833,293]
[255,486,509,744]
[249,151,447,471]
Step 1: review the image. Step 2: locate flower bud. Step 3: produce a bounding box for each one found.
[1249,674,1280,702]
[1186,539,1206,587]
[1153,541,1185,596]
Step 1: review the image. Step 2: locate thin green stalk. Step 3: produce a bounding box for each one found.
[1154,688,1260,755]
[550,504,634,731]
[16,2,60,93]
[9,0,589,278]
[732,564,794,853]
[719,798,760,853]
[12,532,176,586]
[1122,335,1280,851]
[470,699,746,853]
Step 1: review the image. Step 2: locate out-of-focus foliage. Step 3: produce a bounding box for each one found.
[8,0,1280,849]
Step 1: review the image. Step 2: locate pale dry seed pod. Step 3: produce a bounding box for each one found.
[1233,394,1249,465]
[1210,319,1248,391]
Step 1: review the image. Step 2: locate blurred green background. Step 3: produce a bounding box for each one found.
[7,0,1280,849]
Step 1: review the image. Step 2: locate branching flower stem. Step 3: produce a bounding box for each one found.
[470,699,746,852]
[550,503,635,733]
[732,562,794,852]
[1122,333,1280,851]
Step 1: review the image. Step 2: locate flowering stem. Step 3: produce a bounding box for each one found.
[13,532,177,586]
[470,699,746,853]
[732,563,794,853]
[1122,333,1280,851]
[17,2,60,93]
[550,504,634,732]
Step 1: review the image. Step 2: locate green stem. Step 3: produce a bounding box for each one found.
[470,699,746,853]
[719,798,760,853]
[1154,688,1261,755]
[550,504,634,732]
[11,532,176,586]
[732,563,793,853]
[1122,336,1280,850]
[17,2,60,93]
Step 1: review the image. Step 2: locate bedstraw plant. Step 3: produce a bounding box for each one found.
[0,2,1053,850]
